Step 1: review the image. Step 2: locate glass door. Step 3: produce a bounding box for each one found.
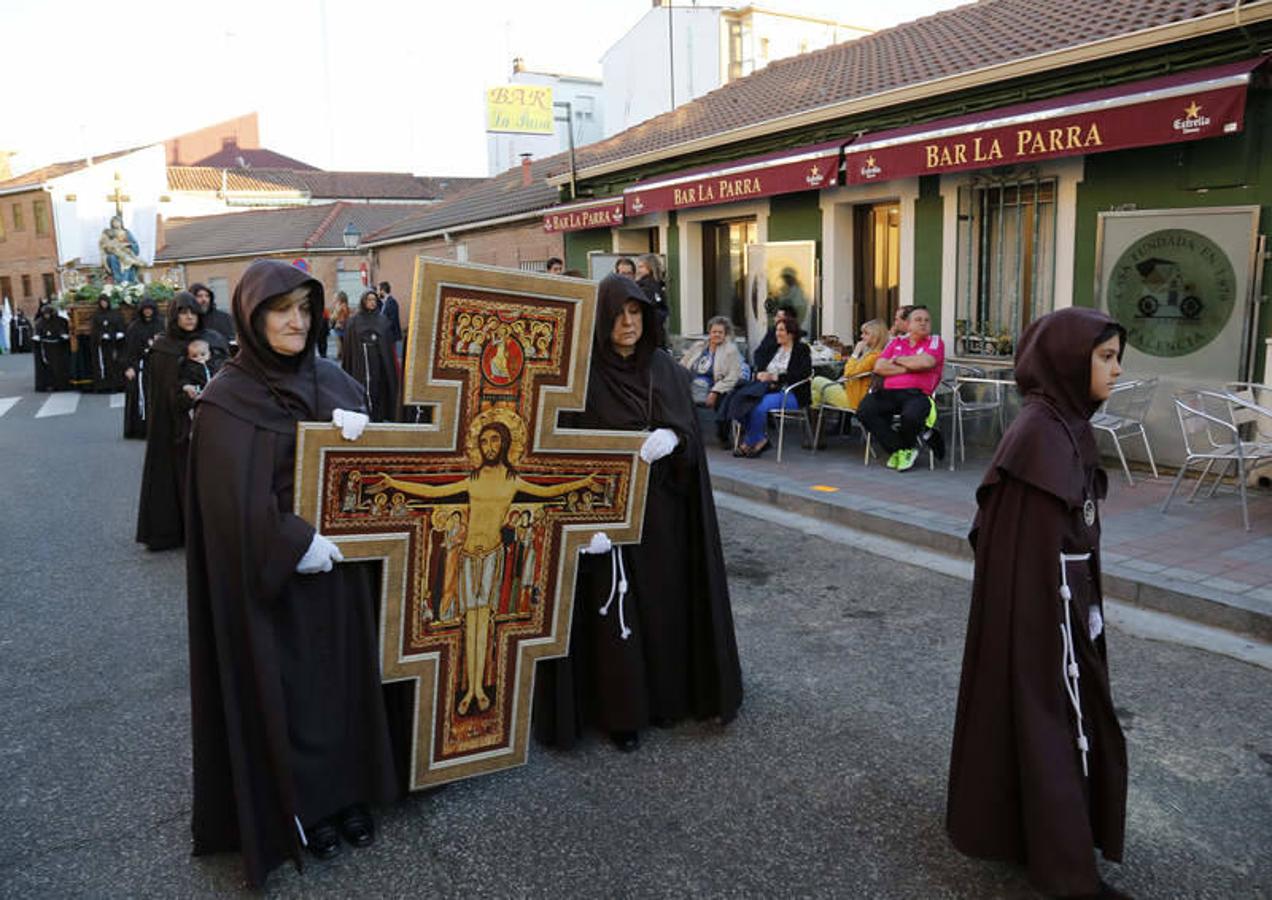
[701,218,757,334]
[853,202,900,330]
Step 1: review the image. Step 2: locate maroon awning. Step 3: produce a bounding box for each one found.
[623,140,841,216]
[542,197,626,233]
[843,57,1265,185]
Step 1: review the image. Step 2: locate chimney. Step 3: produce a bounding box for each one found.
[520,154,533,187]
[155,213,166,252]
[512,56,525,74]
[0,151,13,182]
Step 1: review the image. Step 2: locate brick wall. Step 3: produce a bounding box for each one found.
[0,188,59,317]
[372,219,564,306]
[156,252,370,311]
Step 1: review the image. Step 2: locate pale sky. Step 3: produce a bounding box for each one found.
[4,0,971,179]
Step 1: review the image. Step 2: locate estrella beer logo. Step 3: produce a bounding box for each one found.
[805,163,825,188]
[630,194,645,214]
[859,155,881,180]
[1173,101,1211,136]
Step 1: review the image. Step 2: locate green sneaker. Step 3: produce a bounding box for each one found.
[886,450,901,469]
[895,448,918,472]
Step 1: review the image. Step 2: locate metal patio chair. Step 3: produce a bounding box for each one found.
[1092,377,1159,485]
[1161,389,1272,532]
[810,371,873,453]
[769,376,813,462]
[948,363,1010,471]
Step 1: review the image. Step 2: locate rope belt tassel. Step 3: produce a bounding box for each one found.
[1058,551,1093,777]
[598,547,632,640]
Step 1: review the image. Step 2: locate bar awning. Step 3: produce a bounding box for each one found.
[843,57,1265,185]
[542,197,626,233]
[623,139,841,216]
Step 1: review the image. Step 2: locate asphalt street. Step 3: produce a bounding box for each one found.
[0,351,1269,898]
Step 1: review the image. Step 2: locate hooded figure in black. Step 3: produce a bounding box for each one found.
[135,292,229,550]
[31,303,71,391]
[185,259,398,887]
[122,299,164,439]
[947,307,1129,897]
[89,295,128,392]
[190,282,237,350]
[534,274,743,751]
[340,289,398,422]
[9,309,32,352]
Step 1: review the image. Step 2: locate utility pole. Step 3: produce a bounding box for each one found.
[668,0,675,111]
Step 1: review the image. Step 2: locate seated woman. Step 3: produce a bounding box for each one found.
[728,317,811,457]
[679,315,743,410]
[810,318,887,413]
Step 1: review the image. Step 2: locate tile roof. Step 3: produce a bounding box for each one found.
[192,146,319,170]
[0,146,146,192]
[567,0,1245,177]
[155,202,434,261]
[167,167,486,201]
[363,159,564,245]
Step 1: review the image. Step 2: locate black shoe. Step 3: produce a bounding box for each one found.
[919,427,946,461]
[339,805,375,849]
[610,730,640,752]
[306,818,342,860]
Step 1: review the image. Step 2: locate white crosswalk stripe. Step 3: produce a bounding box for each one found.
[35,393,81,418]
[109,393,125,408]
[0,397,19,418]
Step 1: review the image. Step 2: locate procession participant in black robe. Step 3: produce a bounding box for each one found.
[340,290,398,422]
[186,259,396,887]
[31,304,71,391]
[135,292,228,551]
[191,282,237,351]
[947,308,1129,898]
[9,309,32,352]
[89,295,128,392]
[122,299,163,439]
[534,274,743,752]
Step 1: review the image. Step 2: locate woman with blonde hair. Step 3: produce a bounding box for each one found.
[810,318,887,413]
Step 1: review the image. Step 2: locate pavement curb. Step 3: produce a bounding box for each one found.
[710,470,1272,643]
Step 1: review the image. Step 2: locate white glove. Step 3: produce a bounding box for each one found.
[332,408,369,441]
[296,533,344,574]
[579,532,613,555]
[639,428,679,463]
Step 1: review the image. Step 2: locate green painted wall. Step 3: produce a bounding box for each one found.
[563,229,610,274]
[665,215,681,334]
[767,191,823,247]
[914,175,944,324]
[1072,90,1272,378]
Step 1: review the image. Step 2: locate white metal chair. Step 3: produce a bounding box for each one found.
[810,372,873,453]
[862,394,941,471]
[769,377,813,463]
[1091,377,1159,485]
[1161,389,1272,532]
[948,363,1010,471]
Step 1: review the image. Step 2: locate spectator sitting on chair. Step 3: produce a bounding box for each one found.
[751,304,799,371]
[857,306,944,472]
[810,317,887,414]
[731,317,811,458]
[680,315,742,410]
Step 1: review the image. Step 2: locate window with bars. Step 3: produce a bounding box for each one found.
[954,175,1057,358]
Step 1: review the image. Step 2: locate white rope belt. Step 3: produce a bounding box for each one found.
[598,547,632,640]
[1058,551,1092,777]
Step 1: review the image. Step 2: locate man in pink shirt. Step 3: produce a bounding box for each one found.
[857,305,945,471]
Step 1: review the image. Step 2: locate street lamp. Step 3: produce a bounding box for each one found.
[342,221,361,250]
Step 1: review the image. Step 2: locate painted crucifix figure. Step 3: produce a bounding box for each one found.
[293,260,649,789]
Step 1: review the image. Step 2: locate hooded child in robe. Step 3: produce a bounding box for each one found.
[946,307,1129,898]
[122,299,163,439]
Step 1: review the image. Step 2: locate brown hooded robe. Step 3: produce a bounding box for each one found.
[946,308,1128,897]
[185,260,397,888]
[534,274,743,745]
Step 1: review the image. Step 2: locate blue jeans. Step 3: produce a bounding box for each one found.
[744,391,799,446]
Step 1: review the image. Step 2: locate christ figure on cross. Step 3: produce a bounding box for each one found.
[372,419,602,715]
